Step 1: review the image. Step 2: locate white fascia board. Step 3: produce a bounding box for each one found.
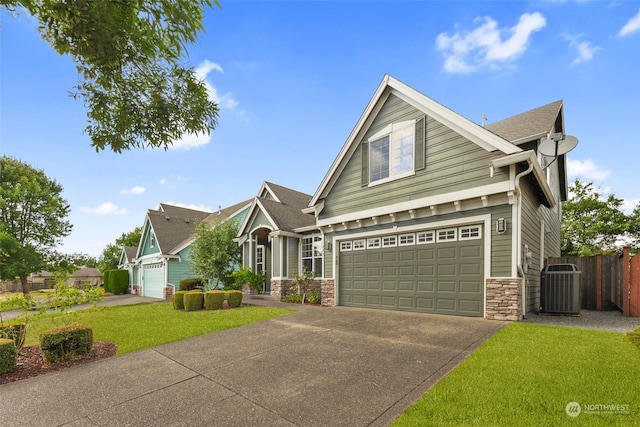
[292,225,321,234]
[491,150,556,208]
[255,199,279,231]
[259,182,281,203]
[317,181,512,227]
[269,230,304,239]
[387,77,521,155]
[236,198,259,237]
[309,75,392,207]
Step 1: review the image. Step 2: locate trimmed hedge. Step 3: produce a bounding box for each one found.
[179,278,204,291]
[226,290,243,308]
[183,291,204,312]
[0,338,17,375]
[39,324,93,363]
[172,291,187,310]
[105,269,129,295]
[103,270,112,293]
[204,291,226,310]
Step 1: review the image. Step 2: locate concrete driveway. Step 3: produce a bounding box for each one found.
[0,301,504,427]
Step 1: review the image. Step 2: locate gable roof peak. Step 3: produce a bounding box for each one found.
[484,100,563,144]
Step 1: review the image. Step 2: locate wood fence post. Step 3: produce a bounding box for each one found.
[596,254,602,311]
[623,247,630,317]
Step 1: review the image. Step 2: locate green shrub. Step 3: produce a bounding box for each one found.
[0,338,17,375]
[225,290,243,308]
[172,291,187,310]
[628,326,640,350]
[282,294,303,303]
[183,291,204,312]
[39,324,93,363]
[103,270,112,293]
[204,290,226,310]
[0,323,27,350]
[104,269,129,294]
[307,289,321,305]
[179,278,204,291]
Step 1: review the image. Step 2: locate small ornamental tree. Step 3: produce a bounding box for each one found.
[292,267,316,304]
[190,219,241,290]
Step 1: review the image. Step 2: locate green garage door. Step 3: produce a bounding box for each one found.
[142,263,164,299]
[338,228,484,317]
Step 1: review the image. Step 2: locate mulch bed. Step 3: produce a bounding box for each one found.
[0,341,117,385]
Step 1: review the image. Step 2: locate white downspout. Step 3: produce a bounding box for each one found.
[514,160,534,319]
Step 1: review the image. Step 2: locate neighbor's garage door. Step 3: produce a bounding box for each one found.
[142,263,164,298]
[338,226,484,317]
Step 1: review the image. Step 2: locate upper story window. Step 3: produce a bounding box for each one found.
[362,116,426,187]
[369,121,415,183]
[150,233,156,248]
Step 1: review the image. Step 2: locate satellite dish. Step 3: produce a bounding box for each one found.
[539,134,578,157]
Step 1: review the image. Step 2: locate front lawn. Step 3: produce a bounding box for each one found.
[393,323,640,426]
[20,302,293,355]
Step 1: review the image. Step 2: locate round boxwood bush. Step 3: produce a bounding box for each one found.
[225,290,243,308]
[0,338,17,375]
[183,291,204,312]
[39,324,93,363]
[204,290,226,310]
[172,291,187,310]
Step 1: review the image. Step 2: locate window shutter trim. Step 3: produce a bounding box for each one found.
[414,115,426,171]
[361,142,369,186]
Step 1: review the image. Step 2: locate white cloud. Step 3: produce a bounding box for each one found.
[622,198,640,214]
[567,158,611,181]
[79,202,128,215]
[562,33,601,65]
[120,186,146,195]
[436,12,546,73]
[619,8,640,37]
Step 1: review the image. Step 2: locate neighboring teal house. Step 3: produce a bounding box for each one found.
[237,74,570,320]
[118,246,138,292]
[131,201,251,299]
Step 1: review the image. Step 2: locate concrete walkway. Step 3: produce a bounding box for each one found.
[0,297,504,427]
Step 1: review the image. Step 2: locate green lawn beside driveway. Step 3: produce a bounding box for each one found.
[21,302,293,355]
[392,322,640,426]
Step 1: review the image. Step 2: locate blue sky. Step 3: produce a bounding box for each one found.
[1,1,639,257]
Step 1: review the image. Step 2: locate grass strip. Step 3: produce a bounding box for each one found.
[392,322,640,426]
[21,302,292,355]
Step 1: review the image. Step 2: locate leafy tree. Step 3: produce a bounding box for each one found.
[1,0,220,152]
[190,219,241,290]
[561,179,629,256]
[97,227,142,272]
[0,156,72,295]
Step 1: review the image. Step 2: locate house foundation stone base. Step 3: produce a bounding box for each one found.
[163,286,174,302]
[321,279,335,307]
[485,278,522,321]
[270,279,322,299]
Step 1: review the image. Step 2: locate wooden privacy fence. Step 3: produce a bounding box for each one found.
[548,247,640,317]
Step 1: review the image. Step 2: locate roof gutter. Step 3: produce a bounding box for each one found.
[490,150,556,208]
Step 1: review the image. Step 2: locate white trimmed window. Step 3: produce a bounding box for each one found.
[416,231,435,244]
[367,237,381,249]
[340,241,352,251]
[353,239,366,250]
[437,228,457,242]
[150,233,156,248]
[459,225,482,240]
[399,233,415,246]
[382,236,397,247]
[369,121,415,184]
[302,235,323,277]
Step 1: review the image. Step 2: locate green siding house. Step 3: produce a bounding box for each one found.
[129,201,251,299]
[237,75,569,320]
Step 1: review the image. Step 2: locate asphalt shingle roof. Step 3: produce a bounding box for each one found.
[147,205,211,254]
[485,100,563,144]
